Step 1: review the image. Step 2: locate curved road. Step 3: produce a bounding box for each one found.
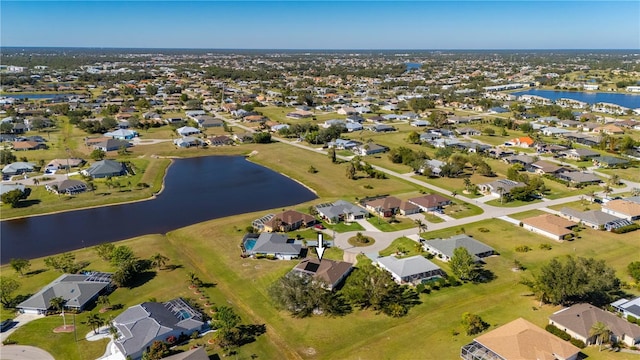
[220,112,639,262]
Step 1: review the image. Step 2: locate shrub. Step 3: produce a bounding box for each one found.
[515,245,532,253]
[628,315,639,324]
[545,324,571,341]
[539,243,553,250]
[478,227,490,233]
[569,338,586,348]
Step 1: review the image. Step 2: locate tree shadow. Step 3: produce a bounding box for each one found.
[235,323,267,346]
[472,269,496,284]
[15,199,41,208]
[127,271,157,289]
[25,268,46,276]
[8,293,33,308]
[164,264,183,271]
[200,282,217,289]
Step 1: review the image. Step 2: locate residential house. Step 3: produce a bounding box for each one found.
[528,160,569,175]
[82,160,126,179]
[611,297,640,321]
[345,122,363,132]
[504,154,535,167]
[368,124,395,132]
[291,258,353,290]
[411,120,429,127]
[208,135,234,146]
[478,179,527,198]
[549,303,640,347]
[45,179,88,195]
[315,200,368,224]
[376,255,443,285]
[262,210,317,232]
[504,136,535,148]
[242,232,301,260]
[592,156,629,168]
[11,141,47,151]
[565,133,601,147]
[176,126,201,137]
[422,234,495,262]
[17,273,112,315]
[112,298,205,360]
[0,183,25,197]
[602,199,640,221]
[399,201,421,215]
[461,318,580,360]
[541,127,571,137]
[487,148,515,159]
[535,143,567,154]
[232,132,254,143]
[407,194,451,212]
[93,138,131,152]
[328,139,359,150]
[352,143,388,156]
[104,129,138,140]
[556,171,602,186]
[193,115,223,128]
[455,127,481,136]
[161,347,208,360]
[559,148,600,161]
[521,214,576,241]
[419,159,445,177]
[174,137,205,148]
[2,162,35,176]
[362,196,402,217]
[322,119,346,128]
[559,207,630,231]
[45,158,85,173]
[594,124,624,135]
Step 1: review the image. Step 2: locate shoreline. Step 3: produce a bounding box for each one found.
[0,159,174,222]
[245,156,319,196]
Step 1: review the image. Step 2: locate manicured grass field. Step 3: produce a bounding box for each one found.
[366,216,416,232]
[378,237,425,258]
[444,201,484,218]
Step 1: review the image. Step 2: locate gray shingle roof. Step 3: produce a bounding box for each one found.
[560,207,621,226]
[315,200,368,221]
[424,234,494,260]
[248,233,301,256]
[84,160,125,178]
[377,255,441,278]
[17,273,110,311]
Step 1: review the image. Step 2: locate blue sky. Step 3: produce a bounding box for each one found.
[1,1,639,49]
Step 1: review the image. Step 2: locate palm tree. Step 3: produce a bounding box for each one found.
[603,186,613,199]
[414,219,427,238]
[589,321,610,351]
[85,313,105,335]
[150,253,169,270]
[96,295,111,311]
[49,296,66,314]
[187,272,203,288]
[108,322,120,341]
[463,178,472,192]
[608,174,620,186]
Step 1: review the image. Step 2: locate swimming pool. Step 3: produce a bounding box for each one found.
[244,239,257,251]
[178,309,192,319]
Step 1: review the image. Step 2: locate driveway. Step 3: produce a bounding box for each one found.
[0,345,55,360]
[0,313,44,344]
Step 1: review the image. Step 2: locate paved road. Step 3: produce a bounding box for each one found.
[0,345,55,360]
[216,112,639,263]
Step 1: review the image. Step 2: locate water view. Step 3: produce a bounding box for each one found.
[0,156,317,263]
[1,93,78,100]
[511,89,640,109]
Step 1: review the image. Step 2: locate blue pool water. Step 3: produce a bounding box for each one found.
[245,239,257,251]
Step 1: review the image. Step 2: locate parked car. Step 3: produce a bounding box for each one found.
[1,319,14,332]
[314,224,326,230]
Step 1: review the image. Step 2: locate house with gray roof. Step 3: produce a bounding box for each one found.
[556,171,602,185]
[17,273,112,314]
[559,148,600,161]
[419,159,445,177]
[549,303,640,347]
[112,298,204,360]
[2,161,35,176]
[0,183,25,196]
[559,207,630,231]
[315,200,368,224]
[478,179,527,197]
[45,179,88,195]
[82,159,126,178]
[422,234,495,262]
[176,126,201,136]
[376,255,443,285]
[612,296,640,321]
[242,232,301,260]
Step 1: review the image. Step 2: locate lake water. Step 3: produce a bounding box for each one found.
[1,93,77,100]
[511,89,640,109]
[0,156,317,263]
[406,62,421,71]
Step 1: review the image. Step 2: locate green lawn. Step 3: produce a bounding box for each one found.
[378,237,425,258]
[444,201,484,218]
[485,198,543,208]
[366,216,416,232]
[549,200,602,212]
[323,221,365,233]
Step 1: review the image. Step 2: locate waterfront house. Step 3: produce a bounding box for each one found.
[176,126,201,137]
[242,232,301,260]
[45,179,88,195]
[17,273,112,315]
[82,160,126,179]
[262,210,317,232]
[315,200,368,224]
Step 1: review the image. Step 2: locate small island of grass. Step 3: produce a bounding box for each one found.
[347,232,375,247]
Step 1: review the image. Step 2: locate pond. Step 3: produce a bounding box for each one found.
[0,156,317,263]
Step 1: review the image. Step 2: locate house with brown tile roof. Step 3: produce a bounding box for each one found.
[521,214,576,241]
[407,194,451,212]
[461,318,580,360]
[602,199,640,221]
[362,196,401,217]
[549,303,640,347]
[263,210,317,232]
[292,258,353,290]
[11,141,47,151]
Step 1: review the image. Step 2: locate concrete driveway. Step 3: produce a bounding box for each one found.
[0,345,55,360]
[0,314,44,344]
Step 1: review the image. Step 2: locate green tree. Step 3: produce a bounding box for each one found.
[482,127,495,136]
[253,132,272,143]
[150,253,169,270]
[44,253,77,273]
[108,322,120,340]
[142,341,169,360]
[461,312,488,335]
[0,276,20,307]
[406,131,420,144]
[9,258,30,276]
[329,148,337,163]
[110,245,135,267]
[49,296,66,313]
[94,243,116,261]
[627,261,640,282]
[450,247,480,281]
[84,313,105,335]
[346,162,356,180]
[1,188,31,208]
[90,149,106,161]
[589,321,610,351]
[0,149,17,165]
[96,295,111,311]
[268,273,349,318]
